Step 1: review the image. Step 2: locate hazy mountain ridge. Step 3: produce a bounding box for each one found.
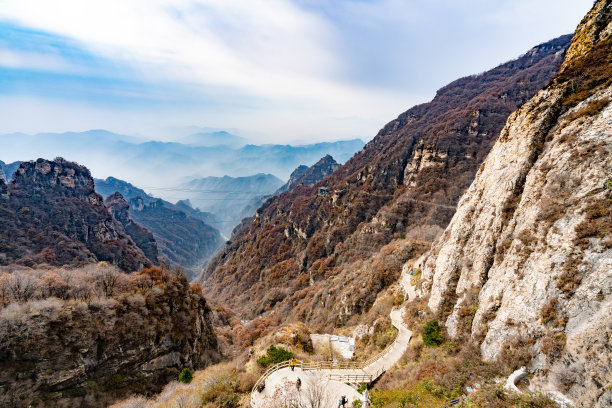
[1,131,365,187]
[179,173,285,236]
[94,177,219,228]
[128,197,224,277]
[200,34,572,331]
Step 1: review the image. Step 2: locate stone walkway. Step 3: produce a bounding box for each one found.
[251,308,412,407]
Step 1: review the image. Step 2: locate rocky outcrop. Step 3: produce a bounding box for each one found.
[276,165,309,194]
[0,158,150,271]
[275,155,341,195]
[0,266,219,407]
[0,160,21,183]
[200,35,572,329]
[419,2,611,406]
[104,192,159,264]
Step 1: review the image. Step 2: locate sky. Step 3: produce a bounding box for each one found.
[0,0,594,144]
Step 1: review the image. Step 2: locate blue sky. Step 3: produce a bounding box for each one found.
[0,0,593,143]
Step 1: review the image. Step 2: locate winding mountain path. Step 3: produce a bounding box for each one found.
[250,307,412,407]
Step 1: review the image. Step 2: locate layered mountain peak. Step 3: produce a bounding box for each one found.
[104,191,131,224]
[104,192,159,263]
[0,158,151,271]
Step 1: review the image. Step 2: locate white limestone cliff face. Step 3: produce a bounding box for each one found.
[417,2,612,407]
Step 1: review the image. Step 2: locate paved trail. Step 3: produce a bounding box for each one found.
[250,308,412,407]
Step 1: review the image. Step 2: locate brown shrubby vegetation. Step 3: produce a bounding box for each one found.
[0,264,219,408]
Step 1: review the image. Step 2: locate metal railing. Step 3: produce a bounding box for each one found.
[250,307,409,407]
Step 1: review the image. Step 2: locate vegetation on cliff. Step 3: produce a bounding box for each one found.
[0,158,152,271]
[0,263,219,407]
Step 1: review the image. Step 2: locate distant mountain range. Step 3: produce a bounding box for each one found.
[0,130,364,188]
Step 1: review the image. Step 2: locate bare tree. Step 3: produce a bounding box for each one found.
[266,379,303,408]
[94,267,122,297]
[9,273,38,302]
[301,375,334,408]
[0,274,11,306]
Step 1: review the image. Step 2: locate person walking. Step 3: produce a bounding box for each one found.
[290,358,297,371]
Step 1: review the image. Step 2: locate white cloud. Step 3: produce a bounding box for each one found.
[0,48,76,72]
[0,1,354,100]
[0,0,595,142]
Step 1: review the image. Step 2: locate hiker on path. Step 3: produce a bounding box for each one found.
[290,358,297,371]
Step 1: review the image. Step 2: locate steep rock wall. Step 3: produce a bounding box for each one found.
[419,2,612,406]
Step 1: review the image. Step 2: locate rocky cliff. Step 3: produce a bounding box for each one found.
[418,2,611,406]
[275,155,341,195]
[104,192,159,263]
[0,159,151,271]
[0,160,21,183]
[200,35,572,330]
[0,265,219,407]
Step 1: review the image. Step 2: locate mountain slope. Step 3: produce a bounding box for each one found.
[0,159,151,271]
[200,34,572,330]
[95,177,219,228]
[128,197,224,276]
[0,265,219,408]
[418,2,611,406]
[95,177,224,276]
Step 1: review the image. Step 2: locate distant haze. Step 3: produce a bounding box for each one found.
[0,129,364,191]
